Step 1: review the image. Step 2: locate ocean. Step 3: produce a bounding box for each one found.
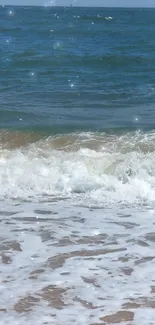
[1,5,155,325]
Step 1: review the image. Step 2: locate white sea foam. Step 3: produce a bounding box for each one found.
[105,16,113,20]
[1,131,155,324]
[0,131,155,205]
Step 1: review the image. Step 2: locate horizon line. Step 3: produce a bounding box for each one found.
[1,4,155,8]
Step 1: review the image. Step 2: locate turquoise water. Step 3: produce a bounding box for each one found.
[1,6,155,325]
[1,6,155,132]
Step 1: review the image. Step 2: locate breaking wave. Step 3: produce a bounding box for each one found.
[1,130,155,205]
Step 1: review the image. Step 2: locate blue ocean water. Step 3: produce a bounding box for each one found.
[1,6,155,325]
[1,6,155,132]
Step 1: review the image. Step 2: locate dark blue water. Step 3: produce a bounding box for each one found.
[1,6,155,134]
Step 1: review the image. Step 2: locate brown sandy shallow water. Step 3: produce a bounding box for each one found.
[0,199,155,325]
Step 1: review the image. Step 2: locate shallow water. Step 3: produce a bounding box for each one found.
[1,200,155,324]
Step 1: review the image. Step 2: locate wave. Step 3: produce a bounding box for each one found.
[1,130,155,205]
[8,53,155,71]
[80,15,113,22]
[0,27,23,32]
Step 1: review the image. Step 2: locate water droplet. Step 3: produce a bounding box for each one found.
[44,0,56,6]
[132,115,140,124]
[53,41,63,50]
[8,9,14,16]
[29,71,36,79]
[5,36,12,44]
[133,116,139,123]
[70,83,74,88]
